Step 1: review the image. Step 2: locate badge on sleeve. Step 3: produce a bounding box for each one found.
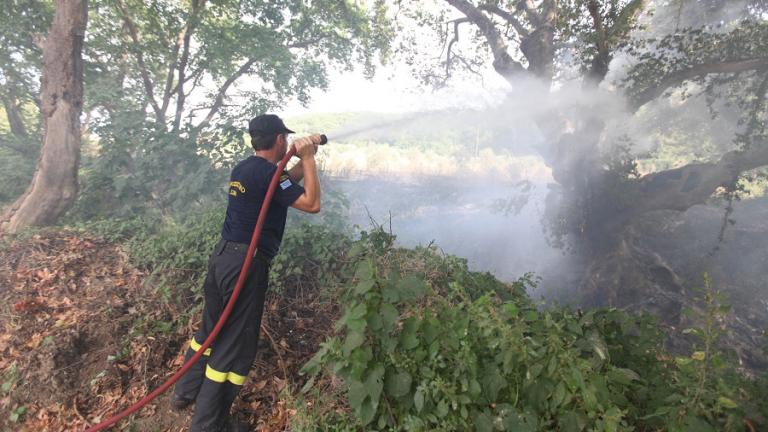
[279,174,292,190]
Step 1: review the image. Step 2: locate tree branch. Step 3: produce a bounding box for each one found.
[173,0,207,132]
[586,0,610,83]
[477,4,530,37]
[630,140,768,215]
[631,58,768,110]
[287,37,325,49]
[541,0,557,26]
[445,0,525,83]
[609,0,650,40]
[444,18,470,81]
[115,0,164,123]
[198,58,259,129]
[1,94,29,139]
[160,39,181,116]
[520,0,543,27]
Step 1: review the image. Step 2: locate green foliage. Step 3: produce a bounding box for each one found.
[8,405,26,424]
[270,222,352,294]
[301,235,761,431]
[1,362,25,424]
[125,209,223,300]
[625,20,768,135]
[0,147,35,205]
[1,362,19,396]
[0,1,49,206]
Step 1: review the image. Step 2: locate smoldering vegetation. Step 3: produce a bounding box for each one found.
[286,0,768,370]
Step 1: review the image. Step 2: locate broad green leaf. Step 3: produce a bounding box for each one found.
[552,381,567,408]
[354,278,375,295]
[346,317,367,332]
[503,413,536,432]
[348,379,367,411]
[607,368,640,385]
[474,412,494,432]
[359,397,377,426]
[342,331,365,356]
[347,302,367,320]
[366,363,385,407]
[385,369,412,398]
[399,317,420,350]
[355,259,374,282]
[398,274,427,300]
[414,388,425,412]
[367,312,382,331]
[558,411,585,432]
[683,414,716,432]
[603,407,622,432]
[380,302,399,331]
[480,365,506,401]
[503,303,519,318]
[436,399,449,417]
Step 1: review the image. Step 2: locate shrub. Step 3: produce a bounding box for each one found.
[300,236,758,431]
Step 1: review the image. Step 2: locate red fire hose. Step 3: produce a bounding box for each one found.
[86,135,326,431]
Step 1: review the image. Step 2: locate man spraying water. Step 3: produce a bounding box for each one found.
[172,114,324,432]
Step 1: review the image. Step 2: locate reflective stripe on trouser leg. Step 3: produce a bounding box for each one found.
[189,249,270,432]
[174,258,219,402]
[190,337,212,356]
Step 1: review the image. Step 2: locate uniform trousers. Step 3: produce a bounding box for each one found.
[174,239,271,432]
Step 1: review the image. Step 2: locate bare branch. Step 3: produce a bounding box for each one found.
[445,0,525,83]
[445,18,470,80]
[115,0,164,123]
[631,58,768,110]
[198,58,259,129]
[173,0,208,132]
[477,4,530,37]
[520,0,543,27]
[160,40,181,115]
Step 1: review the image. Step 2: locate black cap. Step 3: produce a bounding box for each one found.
[248,114,295,136]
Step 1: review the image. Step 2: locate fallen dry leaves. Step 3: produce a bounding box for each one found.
[0,229,339,431]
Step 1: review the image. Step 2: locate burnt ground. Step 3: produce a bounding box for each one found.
[635,196,768,371]
[0,230,339,432]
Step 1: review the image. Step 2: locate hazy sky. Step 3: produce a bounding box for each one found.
[278,64,510,117]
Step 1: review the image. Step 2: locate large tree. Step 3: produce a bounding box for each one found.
[75,0,392,217]
[1,0,393,222]
[405,0,768,319]
[1,0,88,233]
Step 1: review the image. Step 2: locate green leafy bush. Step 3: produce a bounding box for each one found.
[270,222,352,295]
[300,235,761,431]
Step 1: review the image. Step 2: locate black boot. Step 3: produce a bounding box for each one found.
[170,393,195,411]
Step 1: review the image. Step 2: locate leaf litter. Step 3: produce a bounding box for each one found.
[0,230,338,431]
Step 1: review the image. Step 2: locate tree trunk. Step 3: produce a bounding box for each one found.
[1,0,88,234]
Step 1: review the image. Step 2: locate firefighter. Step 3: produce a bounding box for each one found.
[171,114,323,432]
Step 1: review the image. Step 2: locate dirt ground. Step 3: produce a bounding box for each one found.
[0,230,338,432]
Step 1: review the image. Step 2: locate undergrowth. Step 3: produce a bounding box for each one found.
[299,230,767,431]
[69,211,767,431]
